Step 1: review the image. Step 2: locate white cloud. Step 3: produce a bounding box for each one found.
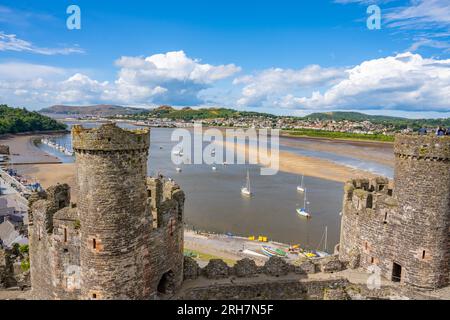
[233,65,345,107]
[0,51,240,107]
[113,51,240,105]
[2,51,450,113]
[0,31,84,55]
[265,52,450,112]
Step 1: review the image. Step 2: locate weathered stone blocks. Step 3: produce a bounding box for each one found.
[233,258,258,277]
[203,259,229,279]
[183,256,200,280]
[263,256,291,277]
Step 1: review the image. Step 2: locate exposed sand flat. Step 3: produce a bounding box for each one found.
[16,163,77,201]
[0,135,61,165]
[279,136,394,167]
[214,139,378,183]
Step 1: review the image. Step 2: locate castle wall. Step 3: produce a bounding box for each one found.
[393,136,450,288]
[339,135,450,289]
[73,124,151,299]
[29,184,78,299]
[144,179,185,297]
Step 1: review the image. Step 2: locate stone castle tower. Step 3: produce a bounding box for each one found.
[29,123,185,299]
[339,134,450,289]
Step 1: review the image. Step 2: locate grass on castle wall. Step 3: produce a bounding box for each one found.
[184,248,236,266]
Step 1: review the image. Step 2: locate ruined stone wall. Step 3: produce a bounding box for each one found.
[73,123,151,300]
[393,135,450,288]
[144,178,185,297]
[339,135,450,289]
[178,255,346,300]
[28,184,75,299]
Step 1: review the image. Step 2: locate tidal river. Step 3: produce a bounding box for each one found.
[36,122,393,250]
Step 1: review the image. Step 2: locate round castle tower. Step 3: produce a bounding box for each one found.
[393,134,450,288]
[72,123,151,299]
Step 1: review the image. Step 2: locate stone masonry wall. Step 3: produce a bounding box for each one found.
[28,123,185,300]
[339,134,450,289]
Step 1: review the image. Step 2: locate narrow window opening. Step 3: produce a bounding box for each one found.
[92,238,97,249]
[384,212,388,224]
[392,263,402,282]
[422,250,426,259]
[92,293,97,299]
[147,189,152,198]
[366,194,373,209]
[64,228,68,243]
[371,257,374,264]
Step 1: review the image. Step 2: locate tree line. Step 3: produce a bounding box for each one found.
[0,104,67,135]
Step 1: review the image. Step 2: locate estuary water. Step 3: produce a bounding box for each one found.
[36,122,393,250]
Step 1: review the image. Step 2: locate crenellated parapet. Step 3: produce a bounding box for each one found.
[72,122,149,152]
[340,134,450,290]
[394,134,450,161]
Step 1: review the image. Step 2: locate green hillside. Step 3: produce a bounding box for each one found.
[139,106,276,120]
[0,104,67,135]
[302,111,450,130]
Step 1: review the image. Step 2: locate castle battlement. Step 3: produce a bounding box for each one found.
[29,123,185,300]
[394,134,450,160]
[339,135,450,290]
[72,123,150,151]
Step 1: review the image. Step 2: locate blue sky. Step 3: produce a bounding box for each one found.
[0,0,449,118]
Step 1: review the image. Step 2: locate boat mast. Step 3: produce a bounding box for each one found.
[247,170,251,192]
[324,226,328,252]
[303,189,307,209]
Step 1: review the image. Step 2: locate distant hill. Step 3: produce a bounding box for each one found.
[301,111,450,130]
[302,111,406,122]
[0,104,67,135]
[140,106,276,120]
[40,105,148,117]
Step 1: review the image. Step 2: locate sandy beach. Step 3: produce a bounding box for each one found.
[215,139,379,183]
[0,134,61,165]
[279,135,394,167]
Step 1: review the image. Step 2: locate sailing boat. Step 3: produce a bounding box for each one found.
[297,175,305,193]
[315,226,330,257]
[241,170,252,196]
[296,189,311,218]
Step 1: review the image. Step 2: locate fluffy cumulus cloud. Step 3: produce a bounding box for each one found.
[0,51,240,107]
[253,52,450,112]
[113,51,241,105]
[2,51,450,113]
[233,65,345,108]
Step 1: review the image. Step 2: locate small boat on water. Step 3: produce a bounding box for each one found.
[172,149,183,156]
[297,175,305,193]
[242,249,268,259]
[212,166,217,171]
[314,226,330,257]
[296,189,311,218]
[241,170,252,196]
[261,245,287,258]
[176,167,182,172]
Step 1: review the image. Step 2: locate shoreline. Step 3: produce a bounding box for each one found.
[58,118,394,145]
[214,139,380,183]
